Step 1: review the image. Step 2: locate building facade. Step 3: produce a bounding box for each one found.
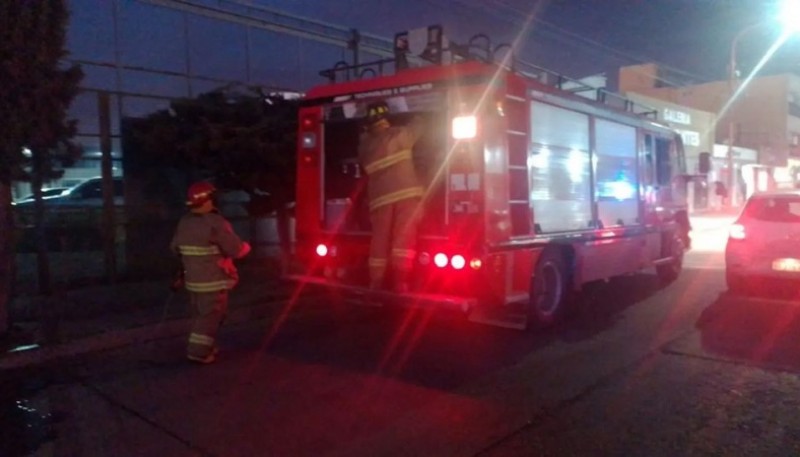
[13,0,376,200]
[620,63,800,169]
[620,63,800,204]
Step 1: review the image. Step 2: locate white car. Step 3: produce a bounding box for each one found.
[13,177,123,209]
[12,177,124,227]
[725,191,800,294]
[13,187,70,203]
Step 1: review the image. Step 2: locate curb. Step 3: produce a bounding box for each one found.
[0,296,288,371]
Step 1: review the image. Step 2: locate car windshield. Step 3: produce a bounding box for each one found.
[741,195,800,223]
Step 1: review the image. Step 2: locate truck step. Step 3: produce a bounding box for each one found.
[468,306,528,330]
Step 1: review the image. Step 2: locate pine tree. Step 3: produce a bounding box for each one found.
[0,0,83,336]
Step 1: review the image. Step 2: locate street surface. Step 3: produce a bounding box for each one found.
[6,212,800,456]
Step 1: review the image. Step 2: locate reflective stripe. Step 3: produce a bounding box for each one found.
[370,186,424,211]
[185,280,233,292]
[178,245,221,256]
[391,249,416,259]
[368,257,387,267]
[189,333,215,347]
[363,149,412,175]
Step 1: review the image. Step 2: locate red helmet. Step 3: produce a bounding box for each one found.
[186,181,216,207]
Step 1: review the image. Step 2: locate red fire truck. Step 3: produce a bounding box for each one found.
[289,27,690,329]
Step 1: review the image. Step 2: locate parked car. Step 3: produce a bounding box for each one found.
[13,187,70,204]
[12,177,124,228]
[725,191,800,294]
[13,177,123,209]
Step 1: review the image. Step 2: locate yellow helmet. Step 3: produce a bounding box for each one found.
[365,100,390,125]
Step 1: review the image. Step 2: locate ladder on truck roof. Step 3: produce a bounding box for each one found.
[318,28,658,120]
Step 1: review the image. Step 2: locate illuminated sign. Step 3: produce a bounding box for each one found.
[663,108,691,125]
[676,129,700,147]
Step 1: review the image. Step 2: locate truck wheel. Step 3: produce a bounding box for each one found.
[656,233,684,283]
[528,248,569,327]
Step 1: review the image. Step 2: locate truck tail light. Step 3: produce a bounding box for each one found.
[301,132,317,149]
[316,244,328,257]
[427,252,478,270]
[434,253,449,268]
[729,223,746,240]
[452,115,477,139]
[301,114,317,130]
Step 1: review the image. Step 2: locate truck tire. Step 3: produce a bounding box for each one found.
[528,248,569,327]
[656,232,684,283]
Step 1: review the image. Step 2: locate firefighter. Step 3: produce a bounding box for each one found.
[358,100,426,293]
[170,181,251,364]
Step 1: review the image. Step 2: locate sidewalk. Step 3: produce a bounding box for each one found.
[0,207,741,370]
[0,257,296,370]
[689,206,741,233]
[690,204,742,217]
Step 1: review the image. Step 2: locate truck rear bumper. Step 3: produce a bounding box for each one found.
[282,274,476,313]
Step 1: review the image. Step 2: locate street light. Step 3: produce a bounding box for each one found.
[780,0,800,33]
[726,0,800,207]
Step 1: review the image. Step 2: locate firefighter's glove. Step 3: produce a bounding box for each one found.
[237,241,252,259]
[218,258,237,277]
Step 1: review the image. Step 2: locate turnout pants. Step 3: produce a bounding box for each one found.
[368,198,421,289]
[186,289,228,360]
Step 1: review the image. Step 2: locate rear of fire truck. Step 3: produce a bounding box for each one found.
[291,57,495,312]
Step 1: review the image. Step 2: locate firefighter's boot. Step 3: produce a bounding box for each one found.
[187,346,219,365]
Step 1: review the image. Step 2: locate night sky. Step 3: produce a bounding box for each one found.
[267,0,800,87]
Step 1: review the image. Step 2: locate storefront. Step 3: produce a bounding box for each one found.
[710,144,758,207]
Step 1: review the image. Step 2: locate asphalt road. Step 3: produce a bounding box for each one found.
[7,214,800,456]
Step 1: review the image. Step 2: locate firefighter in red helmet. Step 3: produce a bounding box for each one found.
[170,181,251,364]
[358,100,426,293]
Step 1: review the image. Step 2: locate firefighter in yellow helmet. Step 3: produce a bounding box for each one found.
[358,100,426,293]
[170,181,251,364]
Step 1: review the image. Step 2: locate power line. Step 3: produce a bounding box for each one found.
[140,0,395,57]
[142,0,717,90]
[435,0,713,85]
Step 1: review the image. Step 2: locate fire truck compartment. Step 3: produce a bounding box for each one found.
[321,99,448,237]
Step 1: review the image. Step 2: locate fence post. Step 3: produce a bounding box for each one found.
[98,91,117,283]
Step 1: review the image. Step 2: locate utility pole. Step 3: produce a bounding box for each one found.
[349,29,360,67]
[98,92,117,284]
[727,32,742,209]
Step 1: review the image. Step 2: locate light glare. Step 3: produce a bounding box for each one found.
[452,116,477,139]
[780,0,800,33]
[729,224,746,240]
